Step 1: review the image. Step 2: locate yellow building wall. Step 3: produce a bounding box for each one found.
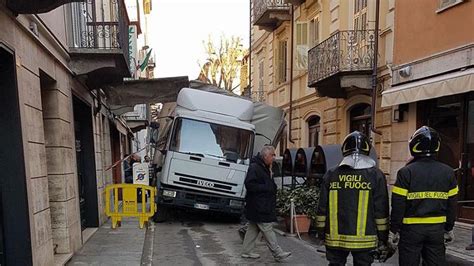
[250,0,397,179]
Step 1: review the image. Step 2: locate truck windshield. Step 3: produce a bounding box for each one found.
[170,118,253,162]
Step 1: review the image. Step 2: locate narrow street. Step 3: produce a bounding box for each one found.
[67,208,474,266]
[150,211,328,265]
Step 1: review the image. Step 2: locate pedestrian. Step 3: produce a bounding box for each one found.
[241,145,292,262]
[389,126,458,265]
[124,153,139,184]
[144,155,150,163]
[316,131,391,265]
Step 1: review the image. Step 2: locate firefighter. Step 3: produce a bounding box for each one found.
[389,126,458,265]
[316,131,390,265]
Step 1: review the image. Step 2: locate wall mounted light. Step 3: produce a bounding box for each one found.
[393,104,409,122]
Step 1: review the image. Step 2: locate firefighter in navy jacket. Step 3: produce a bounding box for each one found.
[389,126,458,265]
[316,131,390,265]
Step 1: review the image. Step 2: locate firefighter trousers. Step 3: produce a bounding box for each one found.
[399,224,446,266]
[325,247,374,266]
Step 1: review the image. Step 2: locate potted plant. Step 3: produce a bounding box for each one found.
[276,186,319,233]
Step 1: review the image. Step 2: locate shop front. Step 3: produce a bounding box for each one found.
[417,92,474,223]
[383,68,474,223]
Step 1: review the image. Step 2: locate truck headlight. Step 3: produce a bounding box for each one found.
[162,190,177,198]
[229,199,243,207]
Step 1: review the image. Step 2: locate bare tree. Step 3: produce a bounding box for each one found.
[198,34,248,92]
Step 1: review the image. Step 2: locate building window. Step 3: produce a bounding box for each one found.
[296,22,308,70]
[277,40,288,84]
[437,0,464,12]
[279,130,287,156]
[354,0,368,40]
[309,17,320,46]
[258,60,264,93]
[307,116,320,147]
[349,103,371,137]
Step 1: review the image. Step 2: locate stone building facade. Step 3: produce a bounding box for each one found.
[0,1,135,264]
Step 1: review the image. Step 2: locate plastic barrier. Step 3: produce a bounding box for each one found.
[105,184,157,229]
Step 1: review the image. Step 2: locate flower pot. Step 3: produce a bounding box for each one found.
[284,214,311,233]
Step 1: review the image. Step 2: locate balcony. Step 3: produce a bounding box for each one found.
[68,0,131,88]
[308,30,376,98]
[6,0,82,14]
[253,0,291,31]
[285,0,305,6]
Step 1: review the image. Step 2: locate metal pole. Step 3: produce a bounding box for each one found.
[249,0,252,96]
[290,199,295,236]
[289,4,295,143]
[370,0,382,137]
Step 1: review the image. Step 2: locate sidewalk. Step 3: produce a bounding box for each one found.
[447,223,474,264]
[67,218,149,266]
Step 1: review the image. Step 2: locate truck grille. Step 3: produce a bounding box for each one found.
[173,172,237,195]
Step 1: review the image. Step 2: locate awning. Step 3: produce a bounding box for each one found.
[126,120,149,133]
[382,68,474,107]
[103,76,189,115]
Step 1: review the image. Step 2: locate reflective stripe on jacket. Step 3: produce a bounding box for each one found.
[390,157,458,233]
[316,166,389,250]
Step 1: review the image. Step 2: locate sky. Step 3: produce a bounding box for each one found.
[148,0,250,79]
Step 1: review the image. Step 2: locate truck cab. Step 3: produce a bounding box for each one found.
[155,88,256,218]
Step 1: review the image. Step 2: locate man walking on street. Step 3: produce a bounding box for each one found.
[316,131,390,265]
[389,126,458,265]
[241,145,292,262]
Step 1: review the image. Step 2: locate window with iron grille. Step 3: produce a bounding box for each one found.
[258,60,264,93]
[308,116,320,147]
[277,40,288,84]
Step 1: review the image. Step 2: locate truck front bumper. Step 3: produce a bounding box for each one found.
[157,185,244,215]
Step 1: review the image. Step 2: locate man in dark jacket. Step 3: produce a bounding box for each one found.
[316,131,390,265]
[241,145,291,262]
[389,126,458,265]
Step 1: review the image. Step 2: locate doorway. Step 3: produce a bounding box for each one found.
[459,93,474,222]
[73,96,99,229]
[307,116,320,147]
[0,45,32,264]
[349,103,372,137]
[418,93,474,223]
[110,123,122,184]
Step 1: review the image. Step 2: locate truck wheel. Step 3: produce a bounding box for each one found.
[153,205,170,223]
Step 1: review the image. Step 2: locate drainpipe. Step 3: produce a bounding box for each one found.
[249,0,252,97]
[289,4,295,143]
[370,0,382,137]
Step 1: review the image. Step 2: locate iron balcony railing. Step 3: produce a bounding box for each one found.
[308,30,376,86]
[253,0,290,25]
[69,0,130,64]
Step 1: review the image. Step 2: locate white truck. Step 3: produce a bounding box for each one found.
[152,85,285,220]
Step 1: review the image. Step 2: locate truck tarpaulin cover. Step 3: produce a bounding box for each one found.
[103,76,189,115]
[153,81,286,157]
